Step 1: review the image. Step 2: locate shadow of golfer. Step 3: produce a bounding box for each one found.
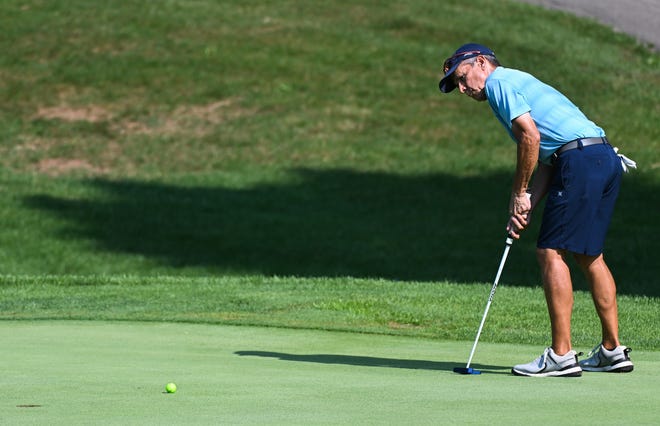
[235,351,509,374]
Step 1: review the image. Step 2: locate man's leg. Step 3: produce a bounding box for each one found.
[537,247,574,355]
[511,247,582,377]
[574,253,620,349]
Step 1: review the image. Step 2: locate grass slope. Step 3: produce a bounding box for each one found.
[0,0,657,294]
[0,0,658,348]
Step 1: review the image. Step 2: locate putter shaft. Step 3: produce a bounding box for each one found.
[464,236,513,368]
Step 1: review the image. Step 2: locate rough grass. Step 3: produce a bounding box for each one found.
[1,275,657,350]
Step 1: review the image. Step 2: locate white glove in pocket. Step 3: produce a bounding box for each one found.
[613,147,637,173]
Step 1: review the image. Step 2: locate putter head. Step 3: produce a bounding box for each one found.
[453,366,481,375]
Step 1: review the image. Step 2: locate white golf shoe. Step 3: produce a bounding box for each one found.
[579,344,634,373]
[512,347,582,377]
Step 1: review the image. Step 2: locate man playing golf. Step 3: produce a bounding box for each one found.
[439,43,635,377]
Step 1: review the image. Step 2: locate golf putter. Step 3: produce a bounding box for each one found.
[454,235,514,375]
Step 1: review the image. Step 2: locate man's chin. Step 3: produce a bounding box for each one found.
[470,93,487,102]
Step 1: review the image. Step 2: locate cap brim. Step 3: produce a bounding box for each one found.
[438,61,460,93]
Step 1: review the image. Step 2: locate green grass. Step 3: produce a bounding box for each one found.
[0,0,658,349]
[0,2,659,422]
[4,321,660,425]
[1,0,658,176]
[1,275,657,350]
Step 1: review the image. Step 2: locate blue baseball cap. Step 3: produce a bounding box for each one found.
[439,43,496,93]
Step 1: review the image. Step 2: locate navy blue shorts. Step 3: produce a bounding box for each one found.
[537,142,622,256]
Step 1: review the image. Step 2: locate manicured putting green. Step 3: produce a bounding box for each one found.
[3,321,658,424]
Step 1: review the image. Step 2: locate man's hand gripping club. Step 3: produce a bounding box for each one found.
[507,192,531,239]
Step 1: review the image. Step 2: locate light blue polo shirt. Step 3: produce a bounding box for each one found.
[485,67,605,164]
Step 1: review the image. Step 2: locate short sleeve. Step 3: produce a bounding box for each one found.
[486,78,531,125]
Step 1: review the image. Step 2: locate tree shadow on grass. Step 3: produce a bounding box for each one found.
[234,350,509,374]
[22,168,657,296]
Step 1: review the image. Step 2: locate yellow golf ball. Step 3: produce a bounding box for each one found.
[165,382,177,393]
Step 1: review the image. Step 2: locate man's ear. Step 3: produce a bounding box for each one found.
[477,55,486,69]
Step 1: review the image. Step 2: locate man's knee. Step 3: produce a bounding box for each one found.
[573,253,603,271]
[536,247,567,267]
